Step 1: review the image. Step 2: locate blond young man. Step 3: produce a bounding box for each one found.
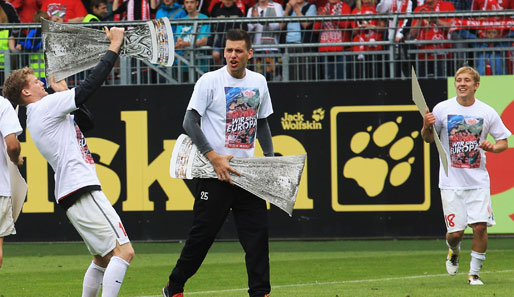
[421,66,511,285]
[2,27,134,297]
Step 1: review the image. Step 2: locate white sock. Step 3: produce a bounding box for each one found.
[469,250,486,276]
[102,256,130,297]
[82,262,105,297]
[446,240,461,254]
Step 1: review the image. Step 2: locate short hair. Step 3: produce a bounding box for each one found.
[455,66,480,83]
[33,10,50,22]
[90,0,107,8]
[3,67,34,106]
[226,29,252,50]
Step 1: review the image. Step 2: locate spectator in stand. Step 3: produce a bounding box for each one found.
[376,0,411,42]
[472,0,503,10]
[280,0,316,80]
[150,0,186,19]
[376,0,412,76]
[500,0,514,8]
[16,10,48,84]
[317,0,355,9]
[351,0,384,78]
[175,0,210,80]
[207,0,250,15]
[452,0,505,68]
[473,27,509,75]
[409,0,455,77]
[0,1,20,27]
[83,0,108,21]
[247,0,284,81]
[112,0,151,20]
[42,0,87,22]
[210,0,247,66]
[313,0,351,80]
[8,0,42,23]
[0,3,19,81]
[447,0,471,10]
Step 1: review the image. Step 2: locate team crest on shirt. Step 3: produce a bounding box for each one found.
[447,114,483,168]
[74,123,94,164]
[224,87,260,149]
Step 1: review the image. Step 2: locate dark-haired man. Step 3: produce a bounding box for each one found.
[83,0,108,22]
[163,28,274,297]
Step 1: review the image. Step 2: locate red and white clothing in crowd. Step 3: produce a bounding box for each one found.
[411,0,455,60]
[8,0,42,23]
[41,0,87,22]
[113,0,151,21]
[313,0,352,52]
[351,4,383,52]
[376,0,412,41]
[471,0,512,37]
[247,1,284,52]
[472,0,506,10]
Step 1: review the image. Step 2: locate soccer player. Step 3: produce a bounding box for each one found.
[2,27,134,297]
[0,95,23,270]
[163,29,274,297]
[421,66,511,285]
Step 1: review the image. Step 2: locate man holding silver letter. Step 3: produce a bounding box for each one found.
[421,66,511,285]
[163,29,273,297]
[2,26,134,297]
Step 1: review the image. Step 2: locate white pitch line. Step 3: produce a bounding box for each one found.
[138,269,514,297]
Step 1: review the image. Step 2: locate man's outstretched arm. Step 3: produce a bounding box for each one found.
[73,27,124,106]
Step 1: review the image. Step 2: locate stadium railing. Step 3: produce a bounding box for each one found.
[0,10,512,86]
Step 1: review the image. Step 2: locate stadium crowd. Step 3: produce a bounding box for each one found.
[1,0,514,81]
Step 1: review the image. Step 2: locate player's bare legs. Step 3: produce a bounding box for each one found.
[445,231,463,276]
[468,223,487,285]
[446,230,464,248]
[82,242,134,297]
[470,223,487,253]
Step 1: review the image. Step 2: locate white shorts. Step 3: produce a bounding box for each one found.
[0,196,16,237]
[440,188,495,233]
[66,190,130,257]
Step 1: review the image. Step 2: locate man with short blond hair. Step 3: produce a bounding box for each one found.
[422,66,511,285]
[3,26,134,297]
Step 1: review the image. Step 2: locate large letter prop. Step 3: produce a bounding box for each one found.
[411,67,449,176]
[42,18,175,81]
[170,134,306,216]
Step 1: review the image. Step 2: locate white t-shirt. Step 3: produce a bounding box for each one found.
[247,1,284,52]
[26,89,100,202]
[0,97,23,196]
[433,97,511,189]
[187,66,273,158]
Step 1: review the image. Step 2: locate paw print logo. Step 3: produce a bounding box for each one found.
[312,108,325,121]
[343,116,419,197]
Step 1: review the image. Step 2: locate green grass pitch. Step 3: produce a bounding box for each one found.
[1,238,514,296]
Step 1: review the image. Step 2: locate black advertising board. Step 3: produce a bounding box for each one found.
[10,79,449,241]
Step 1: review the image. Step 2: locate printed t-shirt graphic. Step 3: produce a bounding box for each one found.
[74,122,94,164]
[447,114,483,168]
[48,4,67,18]
[225,87,260,149]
